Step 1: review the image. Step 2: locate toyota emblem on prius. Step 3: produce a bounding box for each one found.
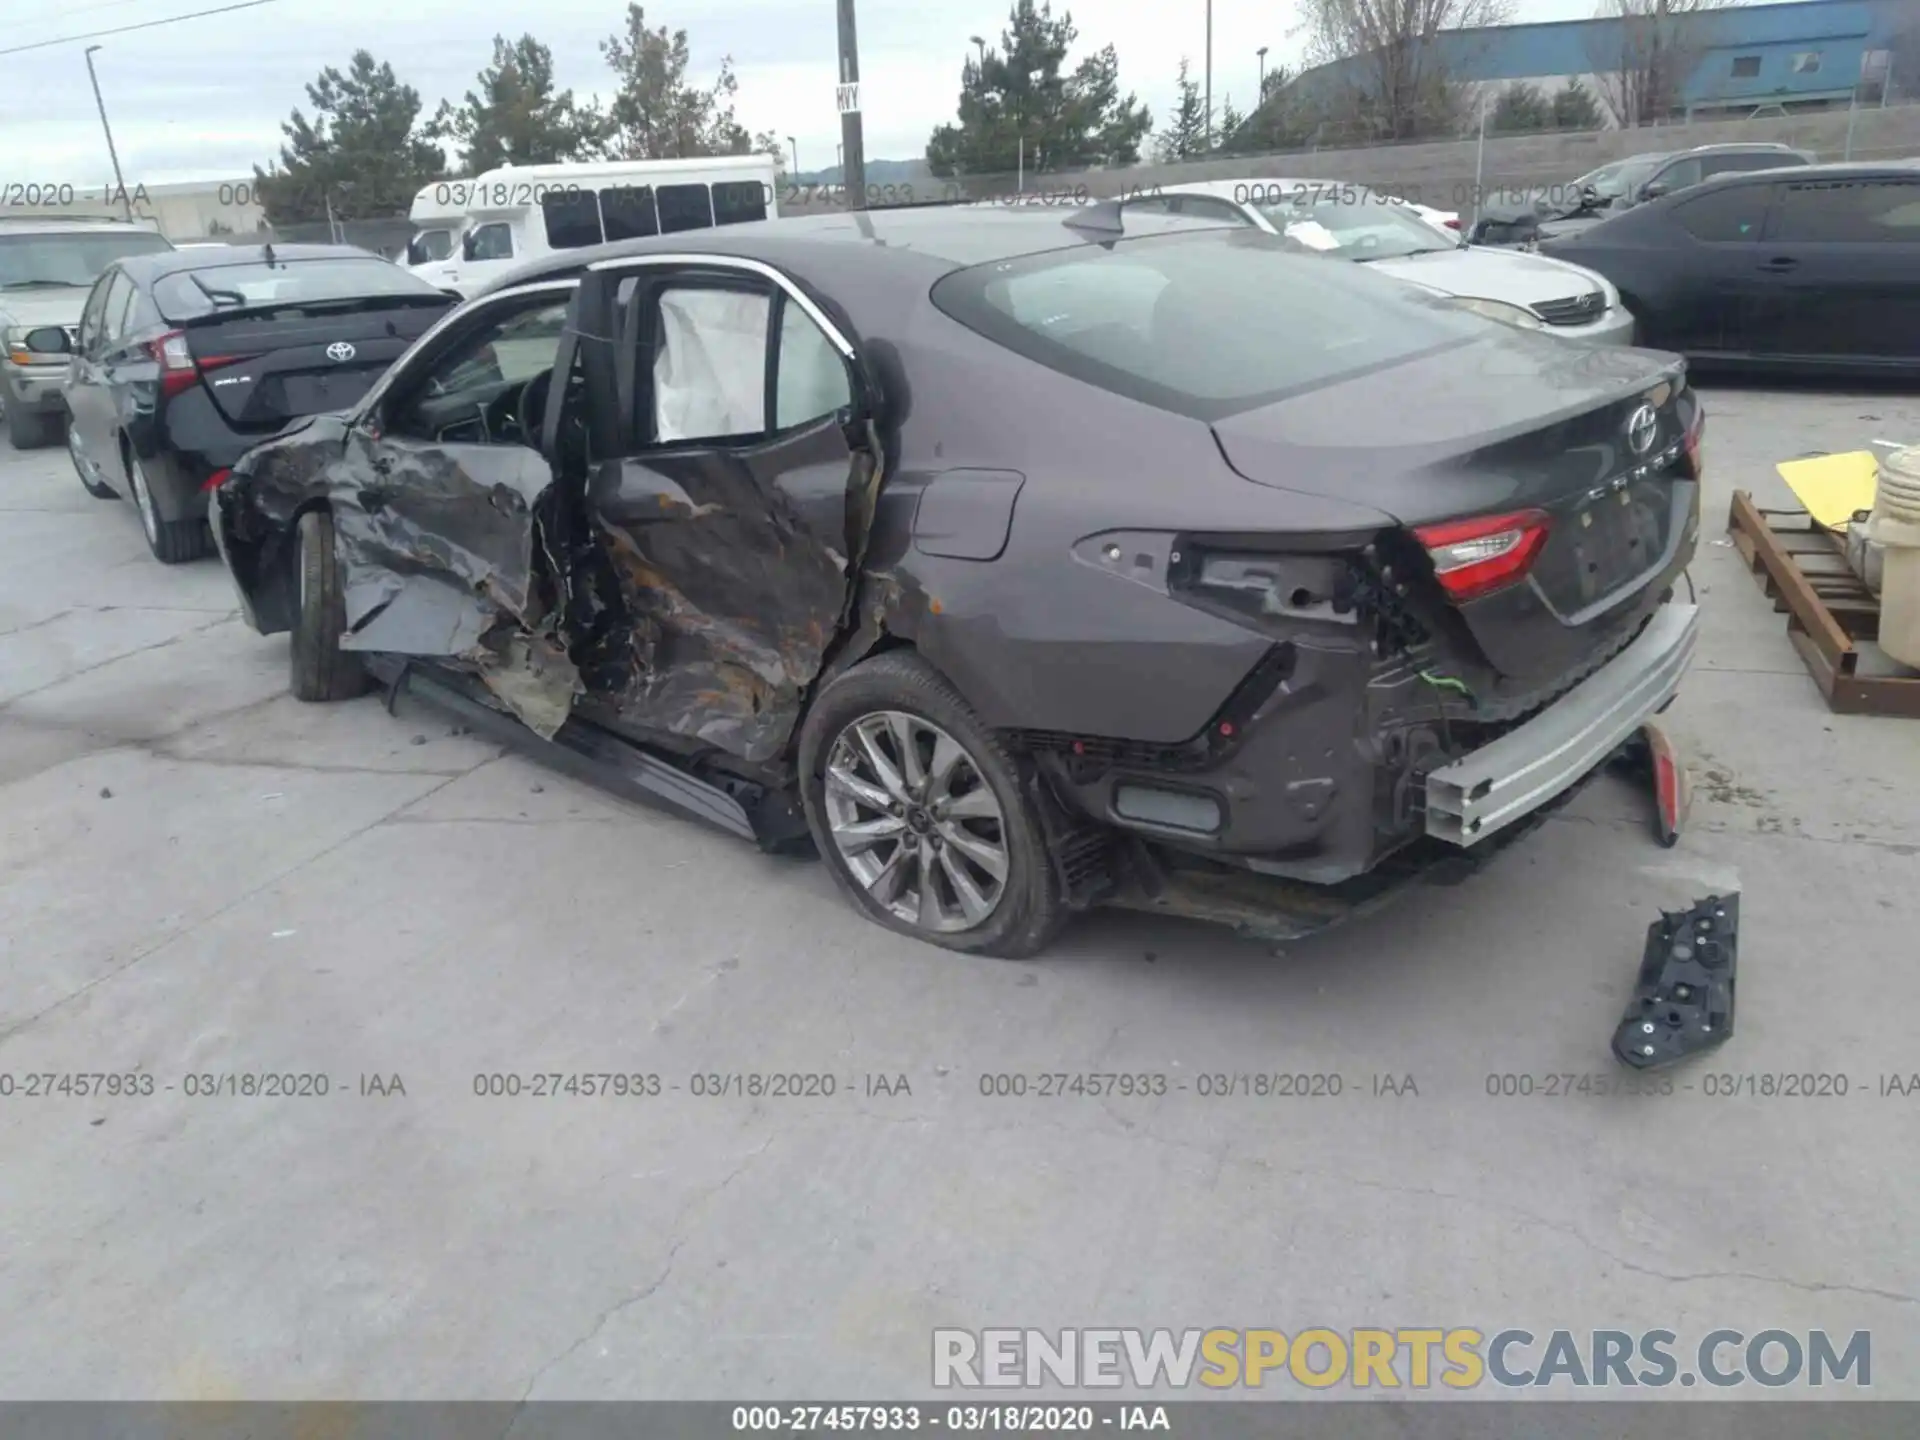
[1626,403,1659,456]
[325,341,356,362]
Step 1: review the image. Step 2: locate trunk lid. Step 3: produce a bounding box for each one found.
[1210,331,1699,680]
[182,300,451,431]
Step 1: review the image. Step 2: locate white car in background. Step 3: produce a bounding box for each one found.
[1382,194,1461,235]
[1127,179,1634,344]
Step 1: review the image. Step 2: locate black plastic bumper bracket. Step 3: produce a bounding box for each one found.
[1612,892,1738,1069]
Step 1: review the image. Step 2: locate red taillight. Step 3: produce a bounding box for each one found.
[1414,508,1551,603]
[201,467,232,492]
[149,329,198,399]
[1444,217,1461,230]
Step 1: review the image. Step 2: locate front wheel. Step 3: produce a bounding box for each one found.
[798,650,1065,958]
[290,509,368,702]
[69,422,116,498]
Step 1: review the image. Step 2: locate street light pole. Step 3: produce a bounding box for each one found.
[83,46,132,223]
[970,34,986,69]
[787,135,799,175]
[835,0,867,208]
[1204,0,1213,150]
[1257,45,1268,102]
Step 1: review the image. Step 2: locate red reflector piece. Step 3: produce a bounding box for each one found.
[1218,721,1234,737]
[1070,740,1085,756]
[1413,508,1551,603]
[1683,406,1705,474]
[201,467,232,492]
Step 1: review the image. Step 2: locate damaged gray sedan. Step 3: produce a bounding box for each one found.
[211,205,1704,957]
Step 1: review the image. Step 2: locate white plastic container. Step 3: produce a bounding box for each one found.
[1867,445,1920,669]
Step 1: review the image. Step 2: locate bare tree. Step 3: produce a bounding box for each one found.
[1586,0,1728,128]
[1293,0,1513,142]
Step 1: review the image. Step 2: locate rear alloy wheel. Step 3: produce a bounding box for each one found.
[126,449,211,564]
[69,423,116,499]
[290,509,367,702]
[800,651,1065,958]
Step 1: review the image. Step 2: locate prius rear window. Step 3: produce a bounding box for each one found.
[153,257,442,321]
[930,227,1486,422]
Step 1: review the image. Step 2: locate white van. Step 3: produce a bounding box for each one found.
[414,155,780,297]
[405,179,473,271]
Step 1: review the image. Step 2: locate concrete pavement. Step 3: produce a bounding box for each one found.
[1,384,1916,1402]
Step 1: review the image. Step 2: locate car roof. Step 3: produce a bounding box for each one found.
[0,216,168,237]
[114,242,393,283]
[1689,159,1919,185]
[1675,141,1808,156]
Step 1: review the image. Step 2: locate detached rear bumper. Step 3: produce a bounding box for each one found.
[1425,600,1699,846]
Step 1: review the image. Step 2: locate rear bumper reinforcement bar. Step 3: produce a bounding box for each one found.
[1424,601,1700,847]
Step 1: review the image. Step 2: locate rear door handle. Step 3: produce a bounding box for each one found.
[1757,257,1799,273]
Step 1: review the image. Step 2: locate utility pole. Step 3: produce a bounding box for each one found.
[1204,0,1213,150]
[83,46,133,223]
[835,0,867,209]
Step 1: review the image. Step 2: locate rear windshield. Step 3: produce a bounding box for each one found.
[0,231,173,291]
[929,227,1488,422]
[152,256,443,321]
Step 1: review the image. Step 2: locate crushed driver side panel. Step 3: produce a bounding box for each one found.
[578,421,879,765]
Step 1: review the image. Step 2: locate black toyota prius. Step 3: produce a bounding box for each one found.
[60,243,457,563]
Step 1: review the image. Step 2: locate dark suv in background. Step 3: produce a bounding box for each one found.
[1473,143,1816,246]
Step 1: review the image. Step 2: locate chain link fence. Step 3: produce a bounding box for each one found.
[778,100,1920,219]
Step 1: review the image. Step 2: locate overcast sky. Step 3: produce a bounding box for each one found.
[0,0,1767,185]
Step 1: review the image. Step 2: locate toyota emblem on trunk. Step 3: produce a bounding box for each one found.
[325,342,356,362]
[1626,403,1659,456]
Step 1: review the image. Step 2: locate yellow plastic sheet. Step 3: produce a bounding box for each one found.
[1775,451,1879,532]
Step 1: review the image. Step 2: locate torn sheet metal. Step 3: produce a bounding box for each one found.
[330,435,581,737]
[584,426,876,765]
[473,628,584,739]
[333,440,553,630]
[1612,893,1738,1069]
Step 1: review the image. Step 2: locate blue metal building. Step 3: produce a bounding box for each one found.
[1296,0,1914,121]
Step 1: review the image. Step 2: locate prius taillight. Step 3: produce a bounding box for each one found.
[1413,509,1551,603]
[147,330,249,400]
[148,331,198,398]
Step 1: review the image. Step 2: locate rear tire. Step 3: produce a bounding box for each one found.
[798,650,1066,958]
[127,448,211,564]
[290,509,368,702]
[6,400,58,450]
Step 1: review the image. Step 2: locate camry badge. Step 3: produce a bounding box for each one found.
[1626,403,1659,456]
[325,342,356,362]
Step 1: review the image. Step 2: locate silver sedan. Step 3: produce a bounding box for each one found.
[1128,179,1637,345]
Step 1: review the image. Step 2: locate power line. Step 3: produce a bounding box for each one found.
[0,0,281,57]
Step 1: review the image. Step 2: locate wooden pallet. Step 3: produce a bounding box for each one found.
[1726,490,1920,718]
